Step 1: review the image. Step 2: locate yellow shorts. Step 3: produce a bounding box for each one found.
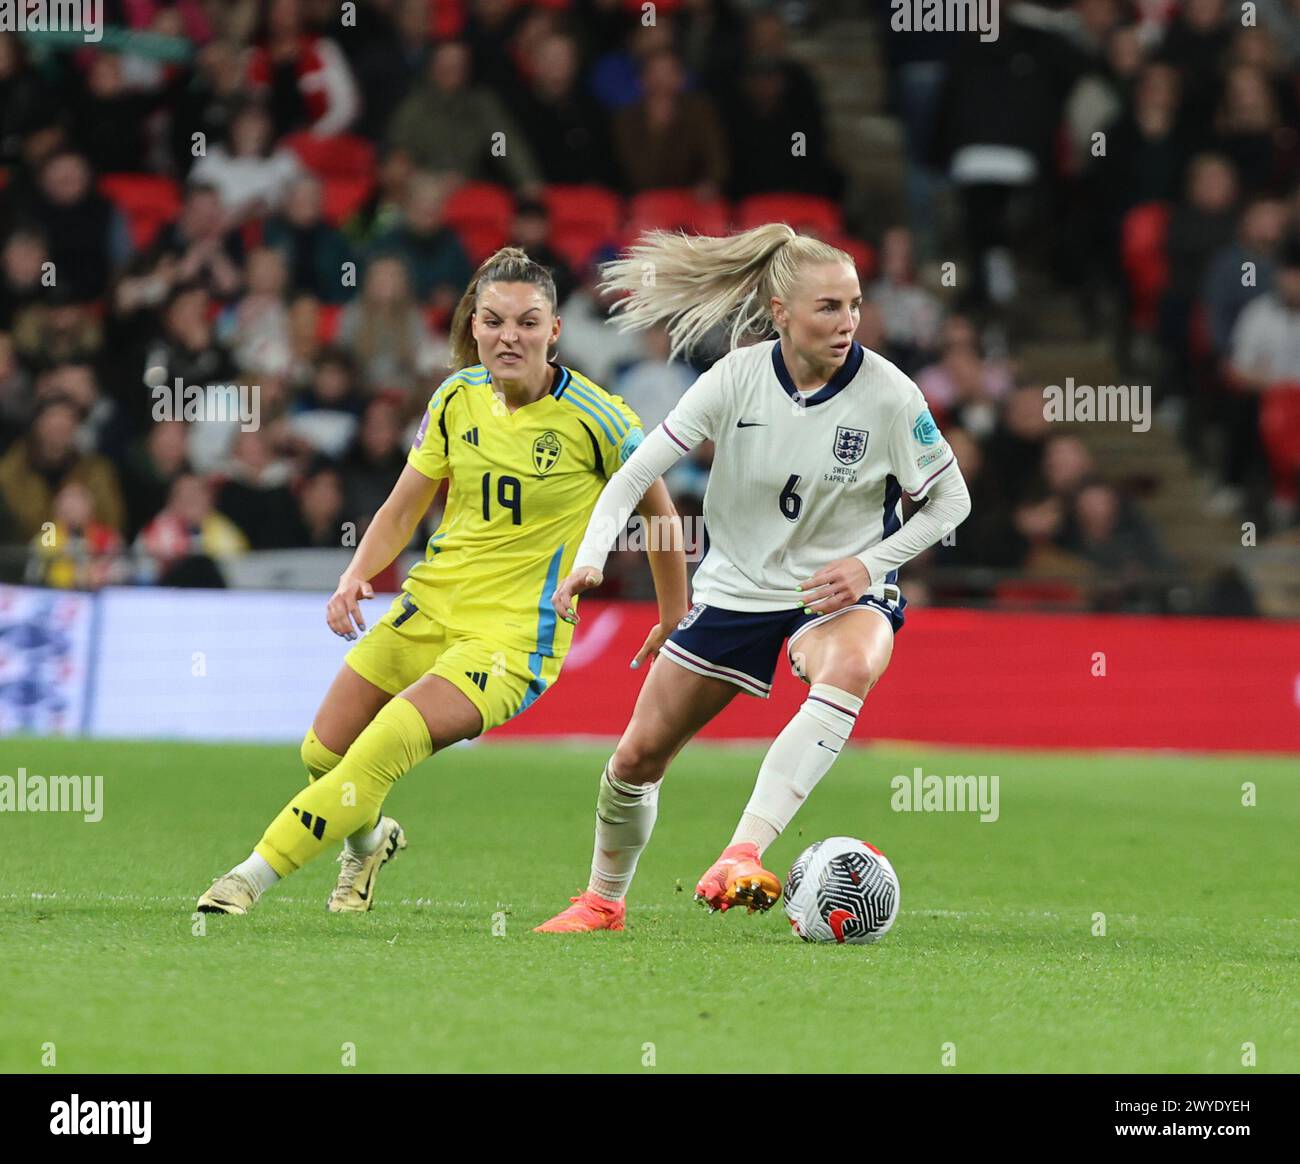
[344,592,564,734]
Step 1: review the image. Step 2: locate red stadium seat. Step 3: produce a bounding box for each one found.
[1260,385,1300,502]
[443,182,514,263]
[625,189,729,240]
[283,132,377,179]
[316,303,343,343]
[544,184,622,270]
[97,173,182,250]
[736,193,842,235]
[320,175,374,226]
[1120,201,1171,333]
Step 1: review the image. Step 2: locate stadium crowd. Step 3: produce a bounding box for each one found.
[0,0,1295,614]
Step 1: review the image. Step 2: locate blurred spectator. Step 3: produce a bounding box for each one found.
[344,146,415,247]
[262,175,354,303]
[1160,0,1232,127]
[11,286,103,375]
[1160,154,1241,398]
[169,38,246,178]
[556,255,644,386]
[340,399,409,533]
[190,99,305,221]
[0,226,50,330]
[983,383,1052,508]
[25,151,127,302]
[148,183,245,302]
[508,198,575,306]
[1202,197,1289,355]
[931,428,1023,569]
[338,0,429,141]
[612,49,727,197]
[932,11,1081,307]
[292,459,348,548]
[613,327,694,432]
[214,428,302,549]
[72,51,154,175]
[246,0,360,137]
[512,33,615,186]
[1067,480,1175,577]
[135,471,247,584]
[221,247,293,376]
[120,420,192,537]
[371,173,473,312]
[0,33,49,169]
[0,397,126,540]
[914,316,1012,433]
[27,482,126,590]
[1212,65,1298,195]
[388,40,541,190]
[868,227,943,374]
[589,15,677,111]
[288,347,365,458]
[338,257,446,393]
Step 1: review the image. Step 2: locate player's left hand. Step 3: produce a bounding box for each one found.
[630,623,671,670]
[800,557,872,615]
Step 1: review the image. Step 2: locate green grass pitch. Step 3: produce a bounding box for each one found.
[1,738,1296,1074]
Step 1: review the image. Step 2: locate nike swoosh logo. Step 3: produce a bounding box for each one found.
[736,419,766,428]
[816,740,841,754]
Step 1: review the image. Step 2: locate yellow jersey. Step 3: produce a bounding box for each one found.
[404,362,644,659]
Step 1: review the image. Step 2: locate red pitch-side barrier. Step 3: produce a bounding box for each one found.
[493,603,1300,753]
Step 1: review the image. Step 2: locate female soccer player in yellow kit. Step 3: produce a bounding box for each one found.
[197,248,688,915]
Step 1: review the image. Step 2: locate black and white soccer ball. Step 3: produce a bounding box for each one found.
[783,837,900,944]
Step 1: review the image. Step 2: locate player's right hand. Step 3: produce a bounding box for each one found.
[553,568,603,625]
[327,576,374,640]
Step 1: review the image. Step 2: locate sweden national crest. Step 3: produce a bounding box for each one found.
[833,426,869,465]
[533,431,562,474]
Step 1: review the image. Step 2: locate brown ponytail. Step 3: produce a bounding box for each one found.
[448,246,559,370]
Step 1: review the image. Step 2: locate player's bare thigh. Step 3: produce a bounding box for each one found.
[312,663,392,755]
[397,673,484,751]
[612,655,739,785]
[790,608,895,700]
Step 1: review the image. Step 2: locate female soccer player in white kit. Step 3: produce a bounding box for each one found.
[535,224,971,933]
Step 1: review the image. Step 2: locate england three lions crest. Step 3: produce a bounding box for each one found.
[833,426,869,465]
[533,431,562,474]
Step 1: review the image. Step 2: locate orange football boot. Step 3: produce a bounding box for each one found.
[694,842,782,913]
[533,890,626,933]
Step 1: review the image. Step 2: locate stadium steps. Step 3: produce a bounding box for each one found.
[791,17,907,225]
[796,11,1244,588]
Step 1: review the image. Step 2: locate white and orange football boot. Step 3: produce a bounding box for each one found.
[533,890,626,933]
[694,842,782,914]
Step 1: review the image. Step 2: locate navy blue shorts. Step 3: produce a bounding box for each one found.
[660,587,906,698]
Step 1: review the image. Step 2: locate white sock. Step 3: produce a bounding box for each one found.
[232,852,280,891]
[345,816,387,856]
[587,761,660,901]
[729,684,863,856]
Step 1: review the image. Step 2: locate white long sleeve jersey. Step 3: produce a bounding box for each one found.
[575,339,971,611]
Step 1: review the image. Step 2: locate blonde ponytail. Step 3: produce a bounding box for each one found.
[448,246,558,371]
[599,224,854,359]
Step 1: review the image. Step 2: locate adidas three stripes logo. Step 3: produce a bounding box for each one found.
[291,805,327,840]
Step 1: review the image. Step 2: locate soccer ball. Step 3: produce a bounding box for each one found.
[783,836,900,944]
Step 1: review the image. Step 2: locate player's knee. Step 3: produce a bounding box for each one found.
[611,740,668,785]
[301,728,344,784]
[818,654,884,700]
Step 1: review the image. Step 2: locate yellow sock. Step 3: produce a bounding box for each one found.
[256,698,432,876]
[301,726,381,834]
